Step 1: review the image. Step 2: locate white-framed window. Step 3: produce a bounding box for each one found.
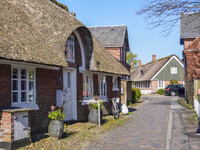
[12,68,36,104]
[112,76,119,91]
[170,67,177,74]
[65,35,75,62]
[99,76,107,97]
[83,74,93,99]
[158,81,165,89]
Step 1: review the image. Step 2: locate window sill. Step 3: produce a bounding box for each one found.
[12,103,39,110]
[112,87,119,91]
[79,97,108,105]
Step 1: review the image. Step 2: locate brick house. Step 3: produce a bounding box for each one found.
[180,13,200,105]
[130,55,184,94]
[88,25,132,105]
[0,0,129,149]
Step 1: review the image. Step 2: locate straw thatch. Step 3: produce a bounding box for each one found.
[0,0,129,75]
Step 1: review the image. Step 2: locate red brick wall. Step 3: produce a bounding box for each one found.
[0,112,13,143]
[29,68,63,134]
[151,81,158,93]
[106,47,121,61]
[0,64,11,108]
[184,38,196,49]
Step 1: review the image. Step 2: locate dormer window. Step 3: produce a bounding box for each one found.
[65,35,75,62]
[141,70,144,76]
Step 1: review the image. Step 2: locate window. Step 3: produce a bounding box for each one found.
[170,67,177,74]
[112,77,119,91]
[120,48,123,61]
[99,76,107,97]
[65,35,75,62]
[158,81,164,89]
[12,68,35,104]
[83,74,93,99]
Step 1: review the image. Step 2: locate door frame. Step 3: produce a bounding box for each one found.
[63,68,77,120]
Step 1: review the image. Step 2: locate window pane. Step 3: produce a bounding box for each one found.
[83,76,85,97]
[13,92,18,102]
[29,91,34,102]
[29,81,34,91]
[21,81,26,90]
[86,76,89,97]
[67,72,71,88]
[89,76,93,97]
[21,69,26,79]
[13,80,18,90]
[12,68,18,79]
[21,92,26,102]
[29,70,34,80]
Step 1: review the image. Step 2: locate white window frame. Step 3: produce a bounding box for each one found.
[66,35,75,62]
[99,75,107,98]
[158,81,165,89]
[82,74,93,100]
[11,66,38,109]
[112,76,119,91]
[170,66,177,74]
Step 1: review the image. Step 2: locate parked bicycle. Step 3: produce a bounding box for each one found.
[111,97,120,119]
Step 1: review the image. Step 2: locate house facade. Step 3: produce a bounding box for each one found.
[131,55,184,94]
[0,0,129,149]
[180,13,200,105]
[88,25,132,105]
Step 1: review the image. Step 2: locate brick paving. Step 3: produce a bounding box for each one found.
[85,96,171,150]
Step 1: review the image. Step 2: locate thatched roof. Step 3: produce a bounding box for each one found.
[90,37,130,75]
[0,0,129,75]
[130,55,178,82]
[88,25,130,51]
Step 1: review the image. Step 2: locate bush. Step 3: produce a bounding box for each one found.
[89,101,103,110]
[48,109,65,121]
[132,88,141,102]
[170,80,179,84]
[157,89,164,95]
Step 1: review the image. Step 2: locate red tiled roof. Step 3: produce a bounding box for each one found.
[186,36,200,50]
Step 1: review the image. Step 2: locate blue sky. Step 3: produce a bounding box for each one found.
[58,0,183,64]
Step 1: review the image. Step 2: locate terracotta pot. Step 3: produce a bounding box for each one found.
[48,120,64,139]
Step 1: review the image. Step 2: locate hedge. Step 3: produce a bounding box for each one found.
[132,87,141,102]
[157,89,164,95]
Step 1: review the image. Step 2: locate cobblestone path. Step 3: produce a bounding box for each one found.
[86,96,171,150]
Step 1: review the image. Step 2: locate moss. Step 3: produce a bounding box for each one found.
[50,0,69,12]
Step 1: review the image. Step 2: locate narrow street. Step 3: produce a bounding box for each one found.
[86,96,171,150]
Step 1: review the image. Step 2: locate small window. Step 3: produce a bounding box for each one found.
[158,81,164,89]
[170,67,177,74]
[112,77,119,91]
[83,74,93,99]
[99,76,107,97]
[65,35,75,62]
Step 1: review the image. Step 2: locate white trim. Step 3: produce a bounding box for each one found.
[0,59,60,70]
[82,73,94,99]
[151,56,184,80]
[66,35,75,62]
[158,81,165,89]
[73,30,86,71]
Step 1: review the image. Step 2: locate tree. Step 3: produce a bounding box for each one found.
[137,0,200,35]
[126,52,138,66]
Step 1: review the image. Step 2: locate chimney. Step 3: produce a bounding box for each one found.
[152,55,156,61]
[138,60,142,66]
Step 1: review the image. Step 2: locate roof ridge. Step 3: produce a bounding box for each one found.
[88,25,127,28]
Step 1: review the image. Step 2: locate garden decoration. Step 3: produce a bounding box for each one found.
[48,106,65,139]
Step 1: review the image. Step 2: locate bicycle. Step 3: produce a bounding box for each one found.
[111,97,120,119]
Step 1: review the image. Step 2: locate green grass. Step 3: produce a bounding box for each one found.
[178,98,193,110]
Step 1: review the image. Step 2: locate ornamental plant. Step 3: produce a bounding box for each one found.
[48,109,65,121]
[90,102,103,110]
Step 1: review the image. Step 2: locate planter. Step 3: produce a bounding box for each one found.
[48,120,64,139]
[88,109,102,124]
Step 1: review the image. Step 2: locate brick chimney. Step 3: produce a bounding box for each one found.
[138,60,142,66]
[152,55,156,61]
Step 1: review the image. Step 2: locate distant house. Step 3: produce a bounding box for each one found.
[130,55,184,94]
[181,13,200,105]
[0,0,129,149]
[88,25,132,105]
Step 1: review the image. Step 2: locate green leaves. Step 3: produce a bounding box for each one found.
[48,109,65,121]
[126,52,138,66]
[90,101,103,110]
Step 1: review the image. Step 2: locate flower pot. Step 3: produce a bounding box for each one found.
[88,109,102,124]
[48,120,64,139]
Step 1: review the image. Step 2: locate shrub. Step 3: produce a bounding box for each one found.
[48,109,65,121]
[132,87,141,102]
[89,101,103,110]
[170,80,179,85]
[157,89,164,95]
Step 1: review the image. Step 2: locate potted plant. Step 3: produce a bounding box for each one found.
[48,106,65,139]
[88,96,103,124]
